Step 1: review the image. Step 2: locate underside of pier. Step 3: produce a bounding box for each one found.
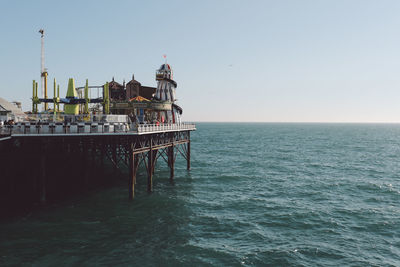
[0,131,191,217]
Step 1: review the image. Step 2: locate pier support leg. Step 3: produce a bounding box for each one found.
[91,141,96,175]
[91,141,96,165]
[100,142,104,167]
[187,131,191,170]
[129,151,135,199]
[83,140,89,187]
[40,153,46,204]
[112,142,117,171]
[134,154,139,184]
[152,149,158,175]
[3,140,12,197]
[147,137,153,192]
[168,145,175,182]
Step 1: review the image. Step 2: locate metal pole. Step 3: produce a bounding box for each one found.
[112,140,117,171]
[129,149,135,199]
[40,152,46,204]
[169,144,174,182]
[187,131,191,170]
[39,29,46,111]
[147,135,153,192]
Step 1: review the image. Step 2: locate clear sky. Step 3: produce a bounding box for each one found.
[1,0,400,122]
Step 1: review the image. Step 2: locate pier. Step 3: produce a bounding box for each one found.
[0,119,195,213]
[0,31,196,214]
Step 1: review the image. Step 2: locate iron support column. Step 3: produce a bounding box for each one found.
[187,131,191,170]
[129,148,135,199]
[112,140,117,170]
[40,151,46,204]
[147,135,153,192]
[169,144,174,182]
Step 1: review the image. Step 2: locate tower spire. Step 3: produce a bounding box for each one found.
[39,29,48,111]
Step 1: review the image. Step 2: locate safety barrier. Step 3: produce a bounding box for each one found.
[0,122,196,136]
[137,123,196,133]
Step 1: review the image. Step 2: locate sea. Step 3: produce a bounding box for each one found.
[1,123,399,266]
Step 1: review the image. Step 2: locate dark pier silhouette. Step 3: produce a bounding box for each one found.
[0,123,195,216]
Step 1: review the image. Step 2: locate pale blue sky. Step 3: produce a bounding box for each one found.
[1,0,400,122]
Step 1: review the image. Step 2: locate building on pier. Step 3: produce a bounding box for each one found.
[107,64,182,124]
[110,74,157,123]
[109,78,125,101]
[154,63,181,124]
[28,61,184,126]
[0,97,26,122]
[125,74,156,100]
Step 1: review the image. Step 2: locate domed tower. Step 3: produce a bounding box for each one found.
[155,63,181,124]
[155,64,176,101]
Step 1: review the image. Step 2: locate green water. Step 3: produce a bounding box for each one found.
[1,123,400,266]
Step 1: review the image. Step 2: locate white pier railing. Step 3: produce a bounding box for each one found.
[137,123,196,133]
[0,122,196,136]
